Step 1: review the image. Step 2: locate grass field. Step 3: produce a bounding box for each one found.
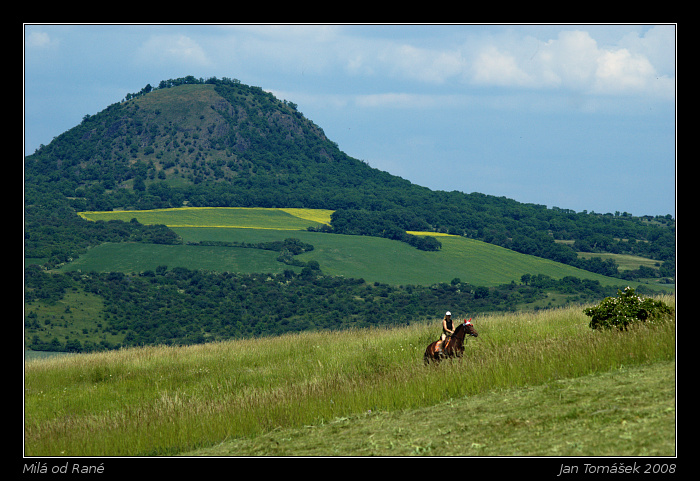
[60,241,292,276]
[576,252,662,271]
[182,361,675,456]
[24,297,675,457]
[69,207,628,288]
[28,208,674,457]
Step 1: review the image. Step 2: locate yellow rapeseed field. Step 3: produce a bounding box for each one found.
[78,206,334,230]
[278,208,333,225]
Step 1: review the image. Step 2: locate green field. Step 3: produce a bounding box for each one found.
[60,241,292,276]
[69,207,625,288]
[27,207,676,456]
[576,252,662,271]
[24,300,675,456]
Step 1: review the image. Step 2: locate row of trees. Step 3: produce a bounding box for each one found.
[24,191,181,267]
[26,263,649,353]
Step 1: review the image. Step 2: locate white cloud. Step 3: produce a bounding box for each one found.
[25,31,54,49]
[269,26,674,119]
[136,34,210,68]
[593,48,656,93]
[464,28,674,99]
[178,25,673,101]
[619,25,675,77]
[535,30,600,89]
[378,44,466,84]
[345,53,374,76]
[471,45,533,87]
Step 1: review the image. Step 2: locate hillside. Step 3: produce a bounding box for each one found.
[24,76,675,352]
[26,206,665,352]
[72,206,627,288]
[25,76,675,281]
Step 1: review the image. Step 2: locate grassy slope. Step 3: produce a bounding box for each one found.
[576,252,663,271]
[58,242,290,276]
[69,207,626,288]
[24,300,675,456]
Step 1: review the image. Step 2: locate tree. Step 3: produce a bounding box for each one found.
[584,286,673,331]
[474,286,489,299]
[65,339,82,352]
[133,177,146,192]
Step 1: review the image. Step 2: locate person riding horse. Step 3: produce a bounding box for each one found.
[424,314,478,363]
[437,311,454,355]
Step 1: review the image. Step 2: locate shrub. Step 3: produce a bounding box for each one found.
[584,286,673,331]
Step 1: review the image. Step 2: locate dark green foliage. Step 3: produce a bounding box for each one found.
[24,192,181,269]
[27,265,633,353]
[186,237,313,254]
[186,237,315,268]
[584,286,674,331]
[329,209,441,250]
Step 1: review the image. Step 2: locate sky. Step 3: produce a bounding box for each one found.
[24,24,676,217]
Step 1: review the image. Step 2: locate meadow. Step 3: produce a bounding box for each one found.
[24,296,675,457]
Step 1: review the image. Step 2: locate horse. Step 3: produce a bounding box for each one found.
[424,318,478,364]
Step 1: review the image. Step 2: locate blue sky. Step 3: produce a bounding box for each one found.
[24,24,676,217]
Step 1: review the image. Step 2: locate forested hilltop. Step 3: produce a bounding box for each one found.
[25,76,675,278]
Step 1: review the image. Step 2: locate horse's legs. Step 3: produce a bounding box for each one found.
[424,342,442,364]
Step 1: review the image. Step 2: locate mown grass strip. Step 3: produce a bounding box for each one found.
[182,360,675,457]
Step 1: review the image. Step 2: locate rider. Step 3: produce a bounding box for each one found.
[437,311,455,354]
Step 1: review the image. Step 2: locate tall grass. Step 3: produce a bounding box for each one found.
[24,296,674,456]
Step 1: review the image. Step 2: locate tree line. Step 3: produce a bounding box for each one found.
[26,263,653,353]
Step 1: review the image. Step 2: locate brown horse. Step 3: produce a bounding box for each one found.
[424,318,478,364]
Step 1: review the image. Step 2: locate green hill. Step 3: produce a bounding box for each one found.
[25,76,674,278]
[183,361,675,457]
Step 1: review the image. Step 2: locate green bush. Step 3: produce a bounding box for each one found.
[584,286,673,331]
